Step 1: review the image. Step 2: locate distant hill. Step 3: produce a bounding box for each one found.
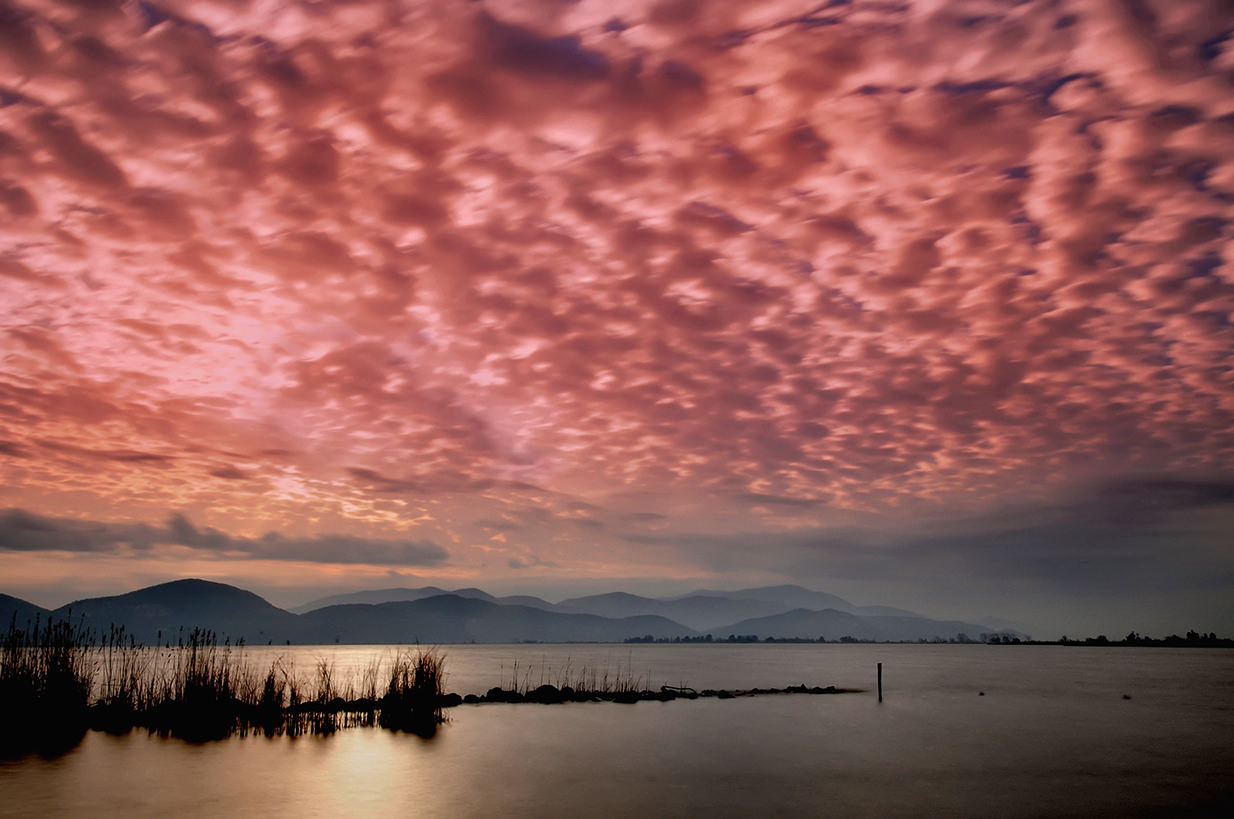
[5,580,695,644]
[56,579,301,645]
[1,578,1017,645]
[707,607,995,642]
[683,585,856,612]
[296,583,935,629]
[298,595,695,644]
[1,593,49,630]
[290,586,458,613]
[557,592,788,630]
[495,594,559,610]
[291,587,556,614]
[679,585,925,619]
[856,605,924,618]
[978,615,1037,636]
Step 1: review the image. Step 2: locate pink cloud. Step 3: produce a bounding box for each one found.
[1,0,1232,597]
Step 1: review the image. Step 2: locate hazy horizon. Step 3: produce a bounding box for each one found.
[3,0,1233,642]
[4,570,1226,641]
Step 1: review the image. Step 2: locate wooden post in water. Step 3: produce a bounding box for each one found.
[877,662,883,702]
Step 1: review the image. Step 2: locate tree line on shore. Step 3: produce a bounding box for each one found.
[1055,630,1234,647]
[625,630,1234,646]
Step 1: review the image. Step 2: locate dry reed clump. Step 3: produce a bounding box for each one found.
[0,617,448,754]
[483,656,648,702]
[141,628,250,741]
[379,648,446,736]
[0,614,95,758]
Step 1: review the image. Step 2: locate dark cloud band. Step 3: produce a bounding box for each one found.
[0,509,449,568]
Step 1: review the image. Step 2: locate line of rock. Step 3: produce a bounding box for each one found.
[441,683,859,706]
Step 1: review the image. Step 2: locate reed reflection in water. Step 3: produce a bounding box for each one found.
[2,645,1233,818]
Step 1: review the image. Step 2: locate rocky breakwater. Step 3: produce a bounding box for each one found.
[443,683,858,707]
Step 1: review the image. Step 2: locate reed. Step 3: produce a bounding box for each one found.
[0,613,96,757]
[379,647,446,736]
[0,618,448,754]
[256,660,290,736]
[137,628,248,741]
[497,656,646,696]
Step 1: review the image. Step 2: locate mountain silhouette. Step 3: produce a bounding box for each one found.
[291,586,556,615]
[707,607,993,642]
[55,579,300,645]
[2,579,1014,644]
[556,592,787,630]
[299,595,694,643]
[1,593,49,630]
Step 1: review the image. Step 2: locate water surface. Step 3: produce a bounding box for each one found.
[3,644,1231,817]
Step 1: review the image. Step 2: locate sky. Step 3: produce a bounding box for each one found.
[2,0,1233,637]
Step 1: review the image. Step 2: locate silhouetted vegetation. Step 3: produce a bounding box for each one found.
[2,615,889,757]
[1054,630,1234,648]
[624,630,1234,646]
[977,629,1234,647]
[625,629,1234,646]
[625,632,1018,644]
[482,656,648,702]
[472,680,854,704]
[467,655,856,704]
[0,617,447,757]
[1,613,94,757]
[378,648,445,736]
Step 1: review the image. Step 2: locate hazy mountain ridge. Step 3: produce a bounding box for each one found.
[291,587,557,615]
[305,583,936,631]
[706,608,998,642]
[53,579,302,645]
[1,593,50,628]
[1,581,697,644]
[675,586,929,621]
[681,585,857,611]
[0,580,1015,644]
[555,591,789,630]
[300,596,695,644]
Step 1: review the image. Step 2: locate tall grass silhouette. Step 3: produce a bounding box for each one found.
[0,617,447,756]
[1,613,94,757]
[379,648,445,736]
[1,618,849,757]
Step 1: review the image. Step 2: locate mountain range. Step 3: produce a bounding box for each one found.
[1,579,1015,645]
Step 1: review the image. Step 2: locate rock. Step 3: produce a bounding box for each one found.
[529,684,563,704]
[482,687,525,703]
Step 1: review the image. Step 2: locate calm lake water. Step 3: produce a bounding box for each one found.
[2,644,1232,817]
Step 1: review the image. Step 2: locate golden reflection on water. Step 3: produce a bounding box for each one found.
[316,730,427,815]
[2,647,1233,818]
